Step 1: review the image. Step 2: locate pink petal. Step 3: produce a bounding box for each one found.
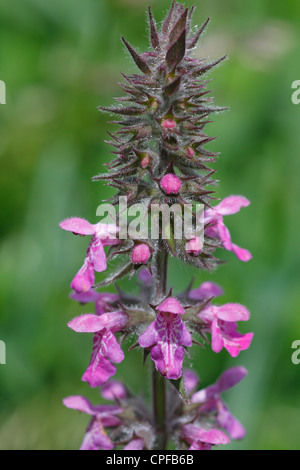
[189,281,223,301]
[68,311,127,333]
[138,322,158,348]
[217,218,232,250]
[157,297,185,315]
[217,303,250,322]
[68,314,107,333]
[231,243,252,262]
[70,259,95,293]
[81,425,114,451]
[181,322,193,347]
[217,402,246,440]
[197,428,230,445]
[59,217,95,235]
[211,318,224,353]
[62,396,120,416]
[183,369,200,393]
[223,331,254,358]
[151,343,185,380]
[217,321,253,357]
[63,395,96,415]
[101,381,127,401]
[70,289,102,304]
[214,196,250,216]
[216,366,248,392]
[82,358,117,387]
[182,424,230,446]
[82,331,124,387]
[89,237,107,272]
[123,439,144,450]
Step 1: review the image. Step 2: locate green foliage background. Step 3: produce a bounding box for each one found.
[0,0,300,450]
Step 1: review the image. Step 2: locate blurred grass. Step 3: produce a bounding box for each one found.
[0,0,300,450]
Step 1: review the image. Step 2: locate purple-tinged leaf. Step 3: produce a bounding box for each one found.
[148,7,160,50]
[166,28,186,70]
[192,55,227,76]
[163,75,182,96]
[98,106,145,116]
[169,8,188,45]
[188,18,210,50]
[162,0,176,35]
[122,37,151,75]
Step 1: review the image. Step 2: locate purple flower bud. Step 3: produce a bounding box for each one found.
[131,243,151,264]
[186,236,202,255]
[160,174,181,195]
[161,118,176,130]
[140,154,151,168]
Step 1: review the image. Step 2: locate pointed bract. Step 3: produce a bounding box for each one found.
[122,37,152,75]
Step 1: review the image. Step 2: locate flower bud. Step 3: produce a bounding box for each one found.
[160,173,181,195]
[186,146,195,157]
[161,118,176,130]
[131,243,151,264]
[140,154,151,169]
[186,236,202,255]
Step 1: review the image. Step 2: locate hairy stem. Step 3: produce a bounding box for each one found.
[152,246,168,450]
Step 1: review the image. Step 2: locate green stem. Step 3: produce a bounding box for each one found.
[152,363,167,449]
[152,246,168,450]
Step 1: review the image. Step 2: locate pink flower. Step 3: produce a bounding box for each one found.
[191,366,248,440]
[182,424,230,450]
[59,217,119,292]
[138,297,192,380]
[68,311,127,387]
[204,196,252,261]
[63,395,122,450]
[160,174,181,195]
[199,303,253,357]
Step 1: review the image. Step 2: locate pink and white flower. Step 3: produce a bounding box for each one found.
[59,217,119,292]
[68,311,127,387]
[63,395,122,450]
[204,196,252,261]
[191,366,248,440]
[199,303,253,357]
[139,297,192,380]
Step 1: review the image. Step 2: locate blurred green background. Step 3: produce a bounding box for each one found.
[0,0,300,450]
